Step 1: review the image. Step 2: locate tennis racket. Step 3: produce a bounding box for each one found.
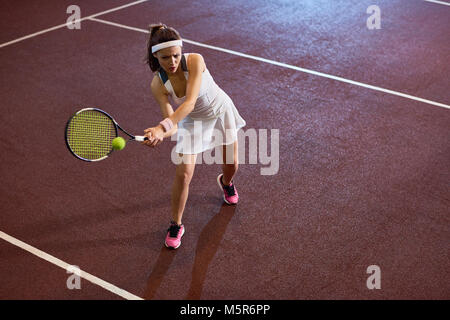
[65,107,148,162]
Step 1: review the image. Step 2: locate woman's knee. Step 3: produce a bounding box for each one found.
[175,163,196,186]
[176,172,193,186]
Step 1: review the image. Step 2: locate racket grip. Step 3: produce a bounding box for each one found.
[134,135,148,141]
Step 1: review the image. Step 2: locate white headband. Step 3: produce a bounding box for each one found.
[151,40,183,53]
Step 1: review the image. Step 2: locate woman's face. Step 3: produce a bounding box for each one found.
[153,45,182,74]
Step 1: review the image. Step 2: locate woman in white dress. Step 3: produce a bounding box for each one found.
[143,23,246,249]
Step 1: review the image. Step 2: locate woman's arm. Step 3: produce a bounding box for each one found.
[142,75,177,147]
[145,54,206,146]
[149,75,178,139]
[165,53,205,126]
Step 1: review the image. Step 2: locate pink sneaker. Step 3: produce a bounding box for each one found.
[217,174,239,205]
[165,221,185,249]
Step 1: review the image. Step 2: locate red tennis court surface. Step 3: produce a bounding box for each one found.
[1,0,449,300]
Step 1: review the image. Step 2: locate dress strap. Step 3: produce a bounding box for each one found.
[158,67,169,84]
[181,54,188,72]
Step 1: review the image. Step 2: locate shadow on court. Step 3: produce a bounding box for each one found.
[142,203,236,299]
[143,245,178,300]
[185,203,236,299]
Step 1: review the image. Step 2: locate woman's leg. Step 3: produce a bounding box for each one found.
[222,140,239,186]
[171,153,197,225]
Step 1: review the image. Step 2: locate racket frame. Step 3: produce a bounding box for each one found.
[65,107,146,162]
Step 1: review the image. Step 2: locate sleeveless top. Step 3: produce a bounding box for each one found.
[157,54,246,154]
[158,53,224,120]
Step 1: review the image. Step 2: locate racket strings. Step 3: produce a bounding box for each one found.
[66,110,117,160]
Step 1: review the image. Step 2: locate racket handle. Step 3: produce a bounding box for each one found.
[134,135,148,141]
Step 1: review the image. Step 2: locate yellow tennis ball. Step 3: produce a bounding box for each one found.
[112,137,126,150]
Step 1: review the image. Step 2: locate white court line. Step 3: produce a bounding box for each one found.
[424,0,450,6]
[90,17,450,110]
[89,17,148,33]
[0,231,143,300]
[0,0,149,48]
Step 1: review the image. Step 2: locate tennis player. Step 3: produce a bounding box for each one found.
[143,23,246,249]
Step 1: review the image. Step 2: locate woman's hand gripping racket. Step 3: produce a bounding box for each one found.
[65,108,148,162]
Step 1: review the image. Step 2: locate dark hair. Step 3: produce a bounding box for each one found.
[146,23,182,72]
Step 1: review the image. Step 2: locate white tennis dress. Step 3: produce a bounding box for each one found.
[158,53,246,155]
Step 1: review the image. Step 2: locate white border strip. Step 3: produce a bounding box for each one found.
[90,17,450,110]
[0,230,143,300]
[424,0,450,6]
[0,0,149,48]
